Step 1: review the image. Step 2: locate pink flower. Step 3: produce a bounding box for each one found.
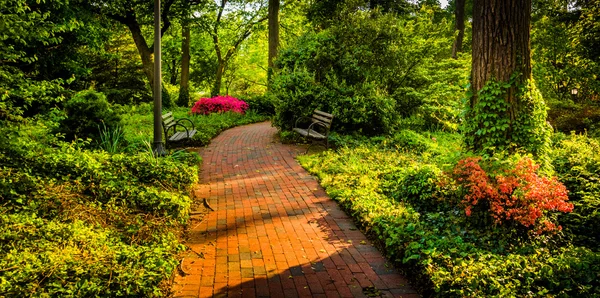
[190,95,249,115]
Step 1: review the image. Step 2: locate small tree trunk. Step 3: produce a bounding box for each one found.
[124,20,172,106]
[452,0,465,59]
[125,21,154,88]
[178,24,191,107]
[169,58,178,85]
[212,60,226,97]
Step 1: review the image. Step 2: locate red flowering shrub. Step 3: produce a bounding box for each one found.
[190,95,249,115]
[452,156,573,232]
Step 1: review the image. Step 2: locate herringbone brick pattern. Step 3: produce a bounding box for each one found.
[172,122,418,298]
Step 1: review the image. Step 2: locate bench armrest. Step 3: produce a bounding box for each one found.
[307,121,330,137]
[175,118,196,131]
[294,116,311,128]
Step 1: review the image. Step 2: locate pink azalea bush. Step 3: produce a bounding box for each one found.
[190,95,249,115]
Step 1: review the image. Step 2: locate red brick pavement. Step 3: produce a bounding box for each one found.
[172,122,419,298]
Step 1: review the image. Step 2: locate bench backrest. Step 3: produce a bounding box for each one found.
[311,110,334,128]
[162,112,175,130]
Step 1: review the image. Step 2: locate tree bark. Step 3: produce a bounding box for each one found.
[452,0,465,58]
[469,0,542,152]
[125,20,154,88]
[471,0,531,100]
[212,60,226,96]
[178,24,191,106]
[268,0,279,70]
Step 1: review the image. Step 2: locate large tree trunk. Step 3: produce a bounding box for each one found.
[452,0,465,58]
[178,24,191,107]
[468,0,549,156]
[268,0,279,70]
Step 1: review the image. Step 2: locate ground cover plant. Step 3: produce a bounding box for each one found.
[298,131,600,297]
[0,119,198,296]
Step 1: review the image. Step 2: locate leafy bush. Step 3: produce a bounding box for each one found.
[272,8,457,135]
[547,101,600,134]
[190,95,248,115]
[451,156,572,233]
[240,93,276,116]
[56,90,121,142]
[551,133,600,249]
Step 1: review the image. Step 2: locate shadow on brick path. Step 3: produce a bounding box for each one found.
[172,122,419,298]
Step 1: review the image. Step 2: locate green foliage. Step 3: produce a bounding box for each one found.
[56,90,121,143]
[551,133,600,249]
[98,123,126,153]
[177,86,191,107]
[272,8,459,135]
[298,130,600,297]
[0,121,198,296]
[547,100,600,134]
[464,77,552,161]
[532,4,600,103]
[120,104,268,150]
[240,93,276,116]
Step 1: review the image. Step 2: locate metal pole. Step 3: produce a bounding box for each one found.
[153,0,166,155]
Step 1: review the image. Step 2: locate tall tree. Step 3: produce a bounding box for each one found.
[178,23,191,106]
[198,0,267,96]
[465,0,550,156]
[451,0,465,58]
[268,0,280,74]
[87,0,178,106]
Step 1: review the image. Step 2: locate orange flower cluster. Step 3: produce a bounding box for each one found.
[453,157,573,231]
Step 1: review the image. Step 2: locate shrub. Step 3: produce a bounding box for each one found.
[57,90,121,142]
[382,164,452,213]
[240,93,276,116]
[190,95,248,115]
[0,122,196,296]
[451,155,573,233]
[272,8,455,135]
[551,133,600,249]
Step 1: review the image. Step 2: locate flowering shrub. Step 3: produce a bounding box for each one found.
[190,95,248,115]
[452,156,573,232]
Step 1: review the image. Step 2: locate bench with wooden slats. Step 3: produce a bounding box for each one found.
[293,109,334,152]
[162,112,197,146]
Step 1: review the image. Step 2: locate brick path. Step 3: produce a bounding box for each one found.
[172,122,418,298]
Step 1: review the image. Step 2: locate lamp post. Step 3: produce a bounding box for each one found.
[153,0,167,155]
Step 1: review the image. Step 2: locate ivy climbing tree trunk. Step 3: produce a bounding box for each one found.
[467,0,550,157]
[178,24,191,107]
[451,0,465,58]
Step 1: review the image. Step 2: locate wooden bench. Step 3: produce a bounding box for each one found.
[162,112,197,147]
[293,109,334,153]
